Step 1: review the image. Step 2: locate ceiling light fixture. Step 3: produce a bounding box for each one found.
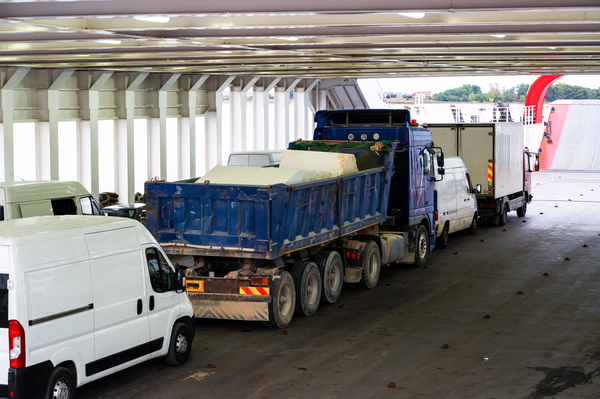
[277,37,299,41]
[95,39,122,44]
[490,34,506,38]
[398,12,425,19]
[134,16,170,23]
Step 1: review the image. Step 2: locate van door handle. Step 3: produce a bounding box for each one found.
[137,299,142,315]
[149,296,155,311]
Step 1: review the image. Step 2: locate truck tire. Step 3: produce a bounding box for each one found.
[314,250,343,304]
[487,216,499,226]
[414,225,429,268]
[498,205,508,226]
[45,367,75,399]
[263,271,295,328]
[291,261,321,317]
[358,241,381,289]
[436,224,449,249]
[466,213,477,235]
[165,322,192,366]
[517,202,527,217]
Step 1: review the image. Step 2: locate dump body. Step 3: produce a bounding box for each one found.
[145,144,396,261]
[427,122,531,223]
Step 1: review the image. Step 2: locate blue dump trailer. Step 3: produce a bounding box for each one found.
[145,109,443,328]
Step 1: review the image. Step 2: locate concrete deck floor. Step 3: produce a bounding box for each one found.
[79,170,600,399]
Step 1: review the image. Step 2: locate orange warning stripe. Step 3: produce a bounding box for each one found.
[239,286,270,295]
[488,163,493,181]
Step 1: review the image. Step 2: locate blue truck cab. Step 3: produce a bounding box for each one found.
[313,109,442,262]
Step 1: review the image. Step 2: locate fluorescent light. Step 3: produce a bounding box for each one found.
[398,12,425,19]
[95,39,121,44]
[134,16,170,23]
[490,34,506,38]
[548,47,557,49]
[278,37,299,41]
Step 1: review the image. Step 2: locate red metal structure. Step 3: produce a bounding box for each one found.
[524,75,563,124]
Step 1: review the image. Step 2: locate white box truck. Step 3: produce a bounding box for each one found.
[0,215,195,398]
[427,123,532,226]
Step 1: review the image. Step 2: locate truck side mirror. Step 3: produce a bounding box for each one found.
[476,184,482,194]
[0,205,3,221]
[535,154,540,171]
[436,152,444,168]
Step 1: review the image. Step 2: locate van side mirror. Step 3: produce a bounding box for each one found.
[535,154,540,171]
[476,184,482,194]
[0,205,3,221]
[173,264,188,293]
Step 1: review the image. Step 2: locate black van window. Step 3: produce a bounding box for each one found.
[51,198,77,215]
[146,248,173,293]
[0,274,8,328]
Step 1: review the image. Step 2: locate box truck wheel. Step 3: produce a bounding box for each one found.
[517,202,527,217]
[292,261,322,317]
[165,322,192,366]
[263,271,295,328]
[358,241,381,289]
[314,250,343,304]
[498,205,508,226]
[44,366,75,399]
[436,224,450,249]
[414,226,429,268]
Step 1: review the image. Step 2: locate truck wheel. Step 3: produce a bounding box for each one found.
[487,216,499,226]
[314,251,343,304]
[45,367,75,399]
[263,271,295,328]
[358,241,381,289]
[498,205,508,226]
[436,224,449,249]
[414,225,429,268]
[165,322,192,366]
[517,202,527,217]
[291,261,321,316]
[466,214,477,235]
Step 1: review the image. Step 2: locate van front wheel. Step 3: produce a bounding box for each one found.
[45,367,75,399]
[165,322,192,366]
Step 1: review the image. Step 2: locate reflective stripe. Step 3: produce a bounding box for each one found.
[239,286,270,295]
[488,163,493,181]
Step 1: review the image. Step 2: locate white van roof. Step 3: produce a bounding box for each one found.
[0,215,152,246]
[441,156,467,170]
[0,181,91,203]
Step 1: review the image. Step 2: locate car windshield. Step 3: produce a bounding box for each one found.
[105,208,134,218]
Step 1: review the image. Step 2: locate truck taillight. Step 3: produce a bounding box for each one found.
[346,252,360,260]
[250,277,269,286]
[434,210,438,222]
[9,320,25,369]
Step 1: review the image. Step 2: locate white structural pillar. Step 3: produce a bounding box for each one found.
[230,86,242,153]
[252,87,265,151]
[274,87,286,149]
[47,69,75,180]
[83,71,113,199]
[1,68,30,181]
[303,79,321,140]
[293,87,305,141]
[262,78,281,150]
[285,78,301,142]
[240,77,259,151]
[186,75,209,178]
[205,76,235,170]
[158,74,181,179]
[119,72,148,203]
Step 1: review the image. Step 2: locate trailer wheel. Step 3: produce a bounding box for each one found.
[466,213,477,235]
[436,224,449,249]
[517,202,527,217]
[291,261,322,316]
[358,241,381,289]
[263,271,295,328]
[498,205,508,226]
[414,225,429,268]
[44,366,75,399]
[314,251,343,304]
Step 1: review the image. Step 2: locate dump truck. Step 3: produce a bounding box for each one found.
[145,109,443,328]
[424,123,532,225]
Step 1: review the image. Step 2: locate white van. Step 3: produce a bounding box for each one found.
[227,150,282,167]
[435,157,478,248]
[0,181,103,221]
[0,216,195,398]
